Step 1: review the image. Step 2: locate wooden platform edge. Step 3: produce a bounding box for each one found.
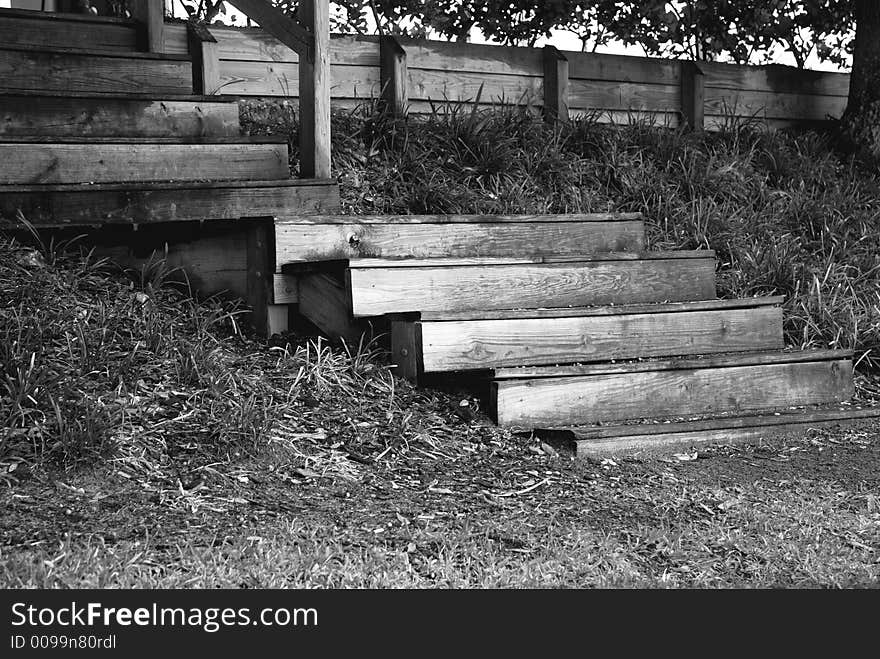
[534,407,880,457]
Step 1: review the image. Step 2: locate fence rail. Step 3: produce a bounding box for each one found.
[160,21,850,130]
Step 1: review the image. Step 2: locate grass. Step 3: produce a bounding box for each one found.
[1,104,879,588]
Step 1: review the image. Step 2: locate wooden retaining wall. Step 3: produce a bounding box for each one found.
[161,22,849,129]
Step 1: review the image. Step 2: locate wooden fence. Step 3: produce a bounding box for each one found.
[160,23,850,130]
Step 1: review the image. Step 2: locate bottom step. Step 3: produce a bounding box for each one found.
[491,350,854,427]
[534,407,880,456]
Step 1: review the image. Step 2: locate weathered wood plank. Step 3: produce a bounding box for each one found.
[542,407,880,456]
[703,87,846,121]
[345,251,711,268]
[163,23,379,66]
[493,359,853,427]
[568,79,680,112]
[549,406,880,441]
[272,273,299,304]
[274,220,645,263]
[0,48,193,95]
[0,95,240,138]
[246,220,274,336]
[399,38,542,77]
[188,21,222,96]
[420,307,783,372]
[0,142,288,184]
[0,180,340,227]
[543,46,569,124]
[407,68,542,105]
[299,273,364,344]
[420,296,784,321]
[680,62,704,131]
[298,0,332,179]
[566,51,681,85]
[347,257,717,316]
[391,320,423,383]
[224,0,313,56]
[700,61,849,96]
[493,349,851,379]
[276,213,642,224]
[380,35,408,118]
[0,12,138,51]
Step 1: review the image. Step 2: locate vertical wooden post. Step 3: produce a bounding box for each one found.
[246,220,273,337]
[543,45,569,124]
[186,21,220,95]
[298,0,332,179]
[380,35,408,118]
[681,61,705,131]
[132,0,164,53]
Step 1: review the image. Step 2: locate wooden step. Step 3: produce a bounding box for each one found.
[0,138,289,184]
[0,93,240,138]
[344,252,717,316]
[535,406,880,456]
[0,179,340,228]
[490,350,854,427]
[0,8,139,52]
[394,297,784,375]
[274,213,645,262]
[0,45,192,95]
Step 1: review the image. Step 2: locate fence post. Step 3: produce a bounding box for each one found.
[681,61,705,131]
[380,35,408,118]
[298,0,332,179]
[186,21,220,95]
[132,0,165,53]
[543,45,569,124]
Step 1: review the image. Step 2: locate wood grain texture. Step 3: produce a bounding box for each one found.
[0,180,340,227]
[420,296,784,321]
[188,22,222,96]
[0,13,138,51]
[492,359,853,427]
[276,213,642,224]
[700,61,849,96]
[274,220,645,263]
[543,46,569,123]
[407,68,541,105]
[299,272,364,344]
[298,0,332,179]
[0,142,288,184]
[348,257,716,316]
[551,408,880,456]
[380,35,408,118]
[346,251,711,267]
[391,320,423,383]
[0,95,239,138]
[567,51,681,85]
[246,220,273,336]
[223,0,313,56]
[680,62,704,131]
[568,79,680,112]
[272,273,299,304]
[0,48,193,95]
[493,349,851,379]
[398,38,542,77]
[420,307,783,372]
[163,24,379,66]
[703,87,846,121]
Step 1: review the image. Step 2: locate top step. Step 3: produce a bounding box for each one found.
[274,213,646,263]
[0,9,141,52]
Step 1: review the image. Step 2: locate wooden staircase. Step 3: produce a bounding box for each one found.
[277,213,874,455]
[0,7,338,334]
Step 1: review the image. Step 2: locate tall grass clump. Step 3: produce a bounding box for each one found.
[327,101,880,375]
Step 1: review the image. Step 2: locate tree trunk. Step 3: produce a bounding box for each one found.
[841,0,880,161]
